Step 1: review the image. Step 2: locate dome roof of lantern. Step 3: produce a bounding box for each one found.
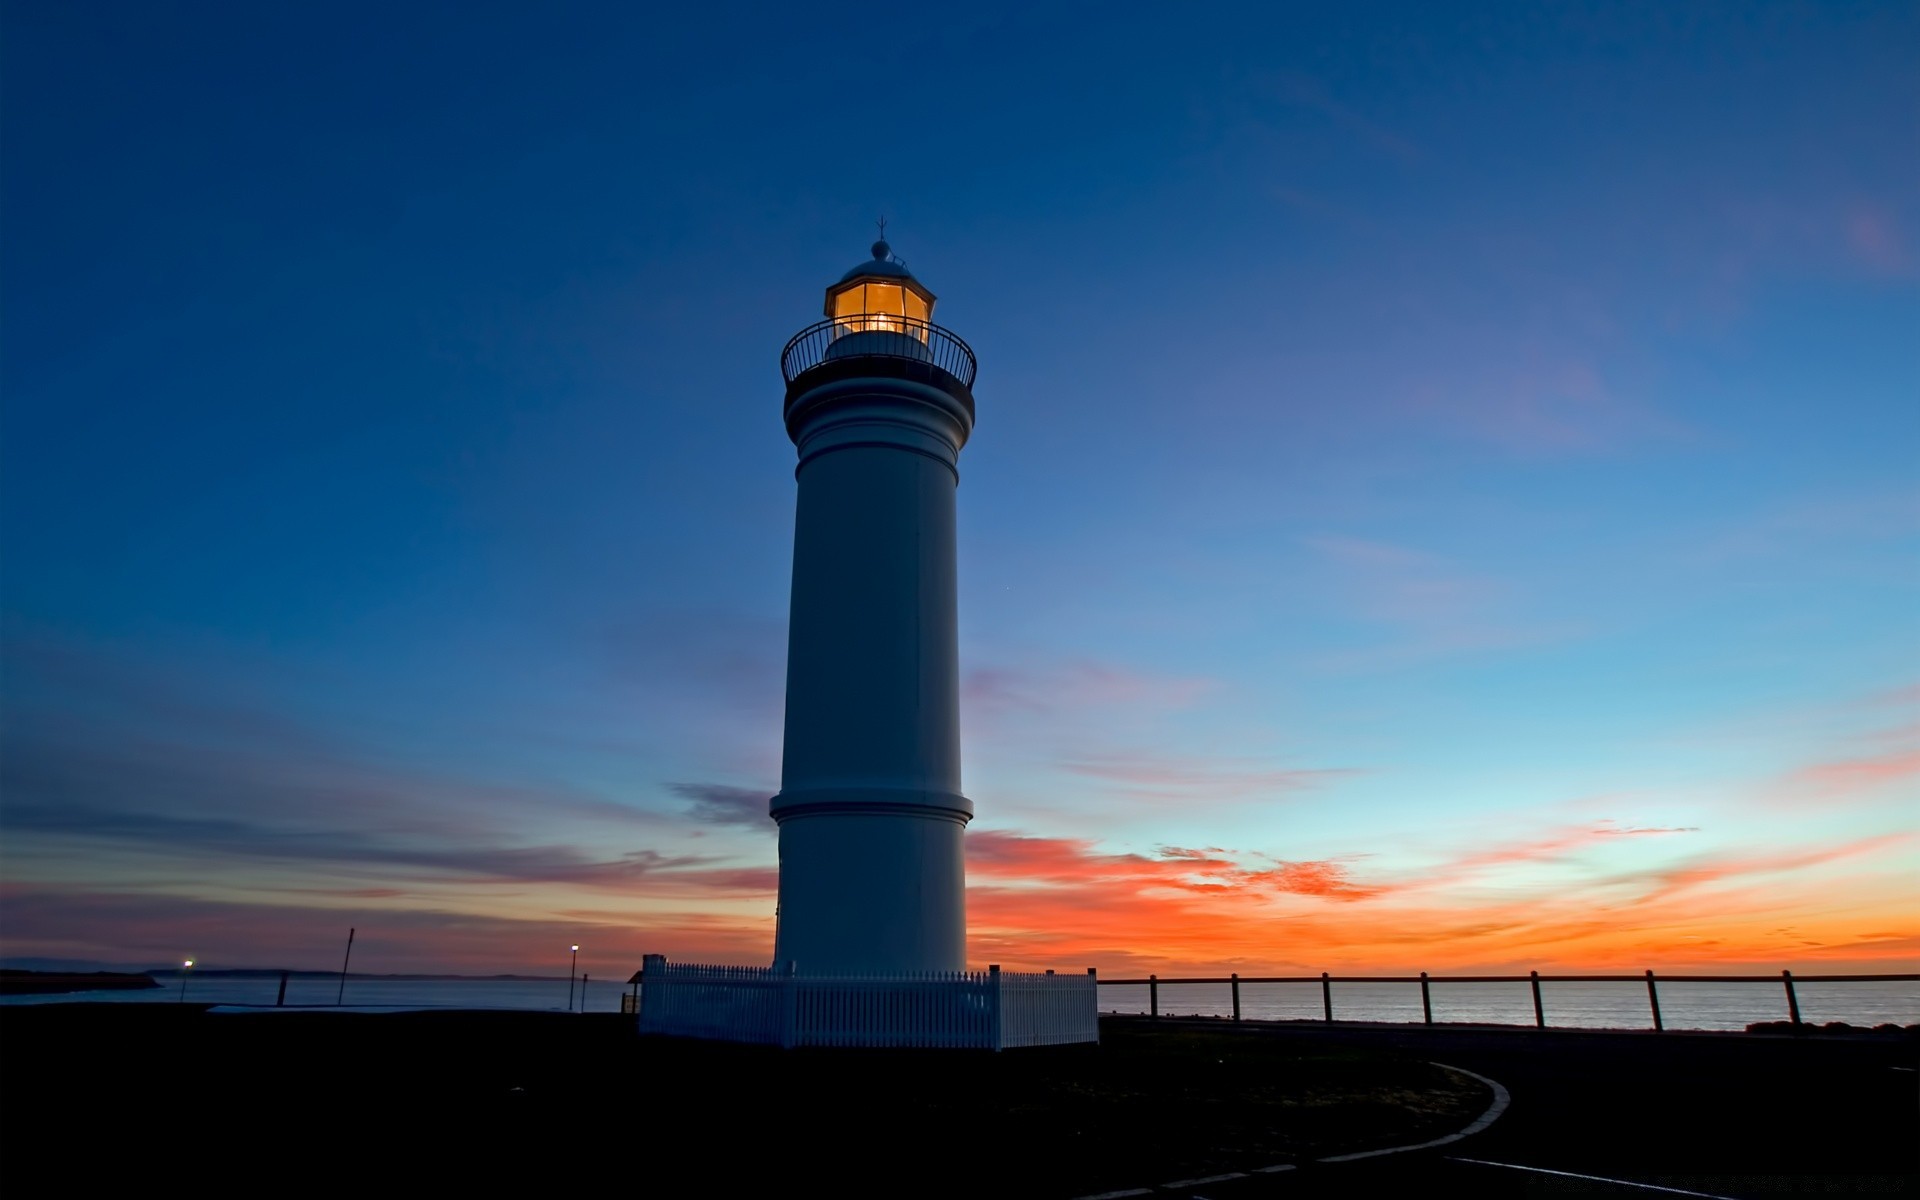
[837,240,921,284]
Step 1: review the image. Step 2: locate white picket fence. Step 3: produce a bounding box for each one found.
[634,956,1099,1049]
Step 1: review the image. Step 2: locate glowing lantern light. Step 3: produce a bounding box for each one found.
[825,240,935,342]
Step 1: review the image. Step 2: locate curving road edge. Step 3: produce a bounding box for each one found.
[1316,1063,1512,1163]
[1072,1061,1514,1198]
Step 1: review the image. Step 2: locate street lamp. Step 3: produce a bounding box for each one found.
[177,959,194,1004]
[567,945,580,1012]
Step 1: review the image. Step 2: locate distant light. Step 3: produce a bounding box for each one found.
[571,945,579,951]
[183,959,194,968]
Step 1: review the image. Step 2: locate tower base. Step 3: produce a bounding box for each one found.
[634,955,1099,1049]
[771,802,967,974]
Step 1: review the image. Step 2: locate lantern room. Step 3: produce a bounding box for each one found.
[826,240,935,339]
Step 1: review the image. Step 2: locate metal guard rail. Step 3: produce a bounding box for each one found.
[780,316,977,387]
[1101,969,1918,1032]
[1100,972,1917,985]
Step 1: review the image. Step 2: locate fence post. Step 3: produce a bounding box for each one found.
[1321,972,1332,1022]
[1089,968,1100,1043]
[989,964,1004,1051]
[276,970,289,1007]
[1149,973,1159,1020]
[1645,970,1663,1032]
[638,953,666,1031]
[1530,970,1545,1028]
[1781,969,1802,1030]
[1231,973,1241,1022]
[780,959,798,1049]
[1420,971,1432,1025]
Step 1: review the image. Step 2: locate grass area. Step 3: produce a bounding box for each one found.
[1,1007,1487,1195]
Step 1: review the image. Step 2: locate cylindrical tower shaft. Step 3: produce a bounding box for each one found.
[771,245,977,975]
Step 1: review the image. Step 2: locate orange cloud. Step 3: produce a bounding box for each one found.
[960,826,1915,976]
[1243,860,1384,901]
[1786,749,1920,795]
[8,822,1911,979]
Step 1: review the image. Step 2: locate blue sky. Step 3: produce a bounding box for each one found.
[2,2,1914,976]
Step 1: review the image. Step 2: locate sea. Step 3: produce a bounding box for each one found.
[0,975,633,1014]
[1101,978,1920,1032]
[4,973,1916,1031]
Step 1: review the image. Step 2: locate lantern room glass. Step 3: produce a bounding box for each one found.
[830,281,930,340]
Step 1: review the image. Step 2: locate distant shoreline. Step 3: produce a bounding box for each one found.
[0,970,159,996]
[0,967,579,994]
[144,969,573,982]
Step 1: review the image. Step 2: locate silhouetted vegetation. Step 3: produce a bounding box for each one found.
[0,1006,1483,1195]
[0,970,157,995]
[1744,1018,1920,1038]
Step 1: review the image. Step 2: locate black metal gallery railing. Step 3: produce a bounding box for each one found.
[1101,970,1918,1032]
[780,316,977,387]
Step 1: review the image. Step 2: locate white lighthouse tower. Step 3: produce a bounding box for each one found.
[633,243,1096,1047]
[770,240,976,975]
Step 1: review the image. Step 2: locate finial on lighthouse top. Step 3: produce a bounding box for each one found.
[826,227,936,321]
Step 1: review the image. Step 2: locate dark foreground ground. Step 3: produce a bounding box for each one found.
[1,1006,1478,1196]
[1142,1016,1917,1198]
[0,1008,1912,1197]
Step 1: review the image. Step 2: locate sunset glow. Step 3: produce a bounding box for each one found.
[2,5,1914,981]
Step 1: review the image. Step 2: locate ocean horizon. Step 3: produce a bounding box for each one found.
[5,973,1914,1031]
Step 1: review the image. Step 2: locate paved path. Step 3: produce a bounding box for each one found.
[1097,1019,1917,1198]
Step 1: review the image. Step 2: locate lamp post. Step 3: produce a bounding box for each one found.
[177,959,194,1004]
[567,945,579,1012]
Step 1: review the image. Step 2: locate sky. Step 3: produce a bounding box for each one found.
[2,2,1915,980]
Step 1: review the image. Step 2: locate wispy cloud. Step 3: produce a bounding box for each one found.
[1302,535,1582,668]
[669,782,772,829]
[0,631,779,946]
[1597,834,1913,910]
[963,822,1912,973]
[1691,487,1920,563]
[1435,821,1700,880]
[1859,683,1920,710]
[1783,750,1920,797]
[1244,860,1384,902]
[0,884,775,976]
[1400,354,1687,456]
[0,799,779,894]
[1058,752,1355,801]
[1845,204,1913,275]
[1258,71,1422,165]
[962,660,1217,721]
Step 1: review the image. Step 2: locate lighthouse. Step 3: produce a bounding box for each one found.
[632,243,1094,1047]
[770,240,977,975]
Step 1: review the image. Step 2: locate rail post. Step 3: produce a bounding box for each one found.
[1645,969,1663,1031]
[335,926,355,1006]
[276,970,288,1007]
[1230,973,1241,1022]
[779,959,798,1049]
[1420,971,1433,1025]
[989,964,1004,1051]
[1321,972,1333,1022]
[1782,969,1802,1030]
[1530,970,1545,1028]
[637,953,665,1031]
[1149,973,1159,1020]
